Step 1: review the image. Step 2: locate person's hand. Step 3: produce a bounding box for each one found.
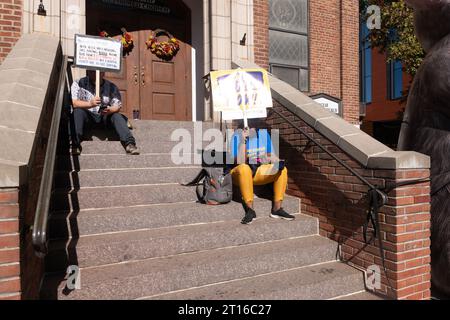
[90,96,101,107]
[101,106,120,116]
[268,154,280,163]
[101,107,113,116]
[242,128,250,139]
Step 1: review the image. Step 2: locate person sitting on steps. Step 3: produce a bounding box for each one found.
[229,122,295,225]
[71,70,140,156]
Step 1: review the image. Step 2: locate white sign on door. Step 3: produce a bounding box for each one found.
[74,34,122,73]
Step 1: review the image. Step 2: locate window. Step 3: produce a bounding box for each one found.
[388,60,403,100]
[386,28,403,100]
[360,22,372,104]
[269,0,309,91]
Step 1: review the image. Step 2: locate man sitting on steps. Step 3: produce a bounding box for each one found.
[71,70,140,156]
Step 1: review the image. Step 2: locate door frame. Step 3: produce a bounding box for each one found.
[85,0,193,121]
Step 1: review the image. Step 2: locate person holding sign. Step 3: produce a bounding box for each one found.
[228,122,295,225]
[71,70,140,155]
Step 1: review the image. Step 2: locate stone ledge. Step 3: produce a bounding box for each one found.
[232,59,430,170]
[367,151,431,170]
[0,33,60,187]
[0,162,27,190]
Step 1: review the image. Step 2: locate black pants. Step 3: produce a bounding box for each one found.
[72,108,136,146]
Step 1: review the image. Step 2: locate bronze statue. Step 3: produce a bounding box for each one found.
[398,0,450,296]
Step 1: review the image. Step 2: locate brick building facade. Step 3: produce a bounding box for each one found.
[1,0,361,124]
[360,48,411,149]
[254,0,360,125]
[1,0,432,301]
[0,0,22,63]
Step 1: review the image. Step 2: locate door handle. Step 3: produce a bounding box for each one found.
[133,66,138,85]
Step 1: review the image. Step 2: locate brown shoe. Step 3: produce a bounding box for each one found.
[126,144,140,155]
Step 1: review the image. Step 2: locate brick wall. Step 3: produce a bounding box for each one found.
[264,102,431,300]
[0,0,22,64]
[309,1,341,100]
[0,188,21,300]
[253,0,269,70]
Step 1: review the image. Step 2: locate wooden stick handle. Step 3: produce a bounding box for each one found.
[95,70,100,97]
[243,110,249,129]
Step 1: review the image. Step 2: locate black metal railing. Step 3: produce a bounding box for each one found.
[270,106,429,278]
[32,55,71,257]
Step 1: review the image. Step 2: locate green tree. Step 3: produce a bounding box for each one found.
[362,0,425,77]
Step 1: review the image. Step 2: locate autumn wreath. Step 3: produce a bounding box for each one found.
[145,29,180,61]
[100,28,135,57]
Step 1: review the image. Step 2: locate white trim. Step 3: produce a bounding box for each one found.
[327,290,367,300]
[191,47,197,122]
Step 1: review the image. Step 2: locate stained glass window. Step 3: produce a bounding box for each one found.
[269,0,309,91]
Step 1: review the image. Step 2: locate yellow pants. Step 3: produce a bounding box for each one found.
[230,164,288,204]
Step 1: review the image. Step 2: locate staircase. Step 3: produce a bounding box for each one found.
[40,120,375,300]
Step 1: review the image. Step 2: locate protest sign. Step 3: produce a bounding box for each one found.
[74,34,123,97]
[74,34,122,73]
[210,69,272,126]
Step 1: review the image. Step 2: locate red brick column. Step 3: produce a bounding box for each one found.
[375,170,431,299]
[341,0,360,124]
[309,0,341,98]
[309,0,360,124]
[0,188,21,300]
[0,0,22,64]
[253,0,269,70]
[266,102,431,300]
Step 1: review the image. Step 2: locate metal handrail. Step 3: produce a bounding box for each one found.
[270,106,392,273]
[271,108,384,192]
[32,54,69,257]
[273,102,431,283]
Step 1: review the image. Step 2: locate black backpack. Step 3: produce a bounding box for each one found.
[183,168,233,205]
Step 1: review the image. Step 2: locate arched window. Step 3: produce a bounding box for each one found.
[269,0,309,92]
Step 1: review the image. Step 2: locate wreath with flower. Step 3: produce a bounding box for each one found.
[99,28,135,57]
[145,29,180,61]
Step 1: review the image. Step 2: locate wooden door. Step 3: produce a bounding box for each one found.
[86,0,192,121]
[138,26,192,121]
[104,30,141,120]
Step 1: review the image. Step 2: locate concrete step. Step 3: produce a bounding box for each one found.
[75,140,183,155]
[130,120,217,132]
[48,196,300,239]
[41,235,339,300]
[51,180,293,212]
[76,140,223,155]
[54,167,202,188]
[46,213,317,272]
[56,154,202,171]
[50,184,201,212]
[148,261,365,300]
[86,120,219,141]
